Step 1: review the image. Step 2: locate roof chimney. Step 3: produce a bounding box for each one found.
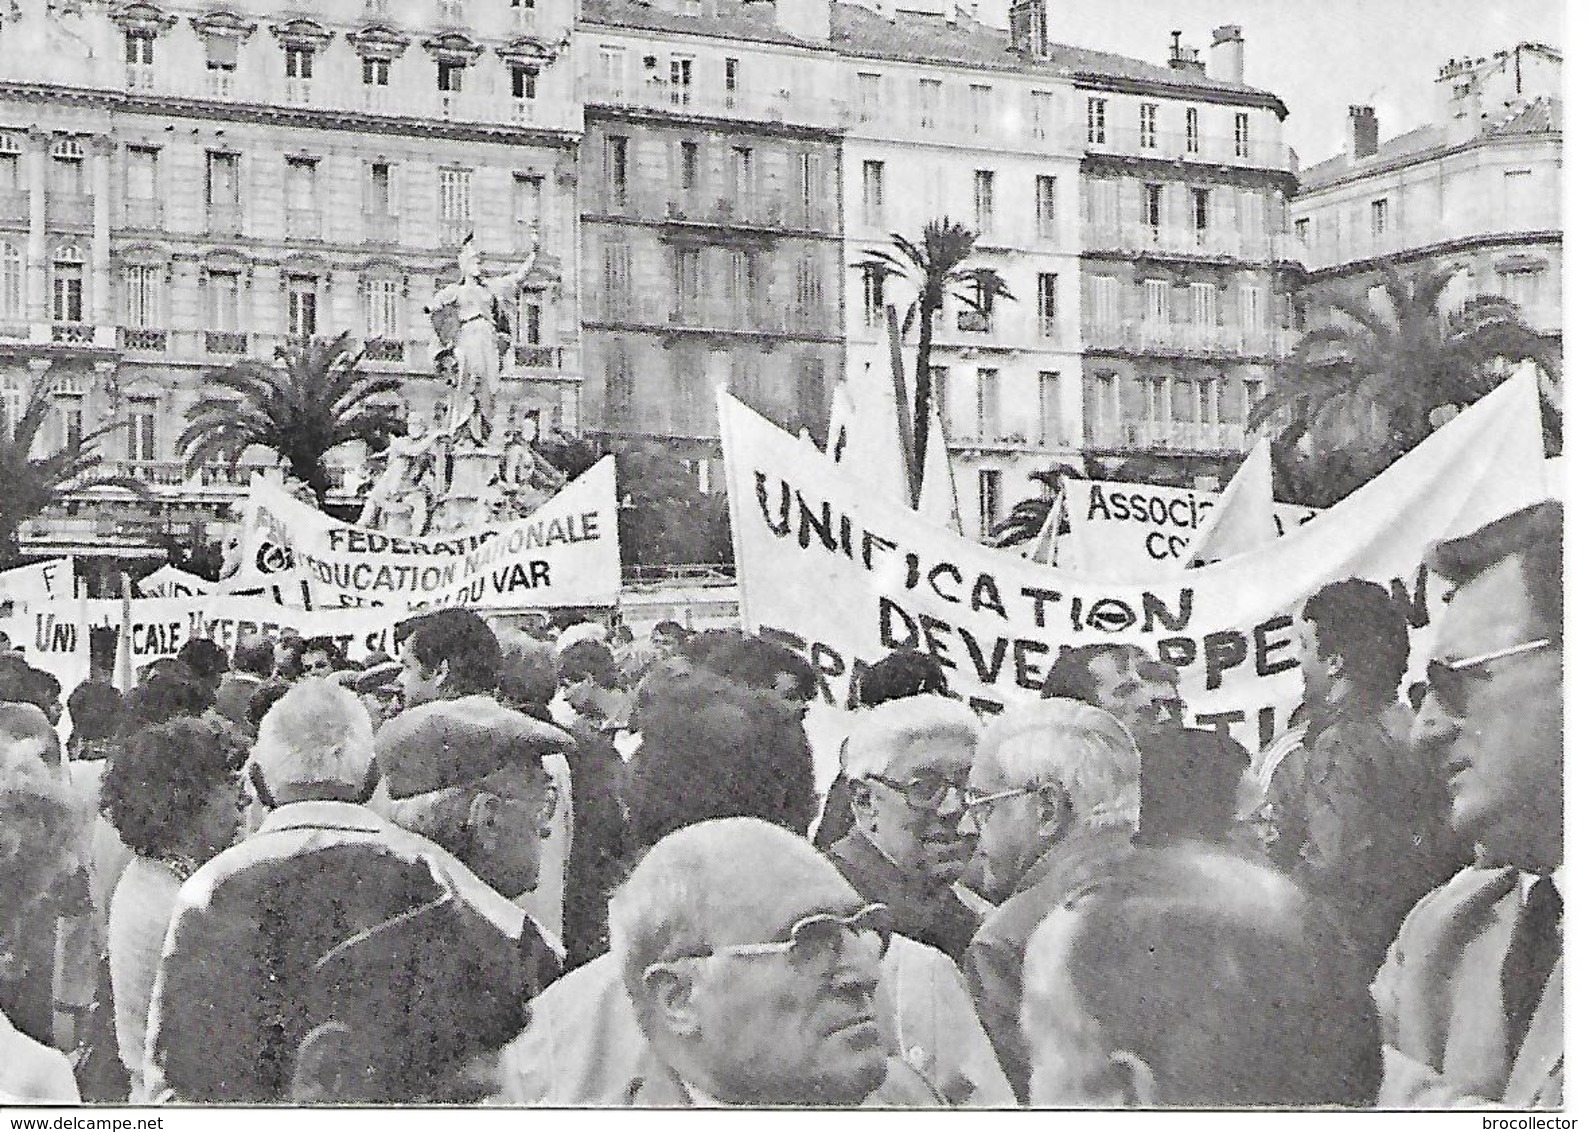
[1008,0,1047,59]
[1167,29,1205,74]
[1349,105,1379,158]
[1208,24,1244,84]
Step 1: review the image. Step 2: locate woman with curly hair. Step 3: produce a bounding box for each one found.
[0,725,89,1102]
[102,719,248,1099]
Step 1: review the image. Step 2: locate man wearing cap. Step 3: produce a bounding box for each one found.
[142,678,559,1102]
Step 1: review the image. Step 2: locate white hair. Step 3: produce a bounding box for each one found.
[253,678,375,792]
[842,694,982,781]
[977,698,1140,833]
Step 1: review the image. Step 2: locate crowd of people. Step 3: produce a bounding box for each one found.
[0,499,1563,1108]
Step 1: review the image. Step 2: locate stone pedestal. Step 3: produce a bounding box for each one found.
[429,445,502,533]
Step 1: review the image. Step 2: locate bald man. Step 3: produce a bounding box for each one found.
[609,818,939,1106]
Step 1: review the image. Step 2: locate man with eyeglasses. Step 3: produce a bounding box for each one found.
[958,698,1141,1100]
[1263,578,1461,980]
[609,818,937,1105]
[827,695,982,962]
[1374,500,1563,1107]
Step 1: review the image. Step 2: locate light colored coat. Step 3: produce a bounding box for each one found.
[1373,865,1562,1107]
[497,936,1015,1106]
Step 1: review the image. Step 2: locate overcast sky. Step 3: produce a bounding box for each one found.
[1048,0,1563,167]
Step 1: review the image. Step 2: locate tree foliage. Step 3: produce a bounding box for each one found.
[179,332,405,508]
[0,374,145,567]
[853,219,1015,508]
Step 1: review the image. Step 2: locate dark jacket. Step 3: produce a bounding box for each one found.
[827,828,978,963]
[961,826,1137,1101]
[1136,724,1249,845]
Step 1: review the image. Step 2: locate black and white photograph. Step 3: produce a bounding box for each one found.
[0,0,1568,1116]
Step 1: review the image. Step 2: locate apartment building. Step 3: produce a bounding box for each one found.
[0,0,581,570]
[576,0,846,472]
[1291,43,1561,340]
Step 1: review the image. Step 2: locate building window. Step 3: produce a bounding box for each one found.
[286,157,317,213]
[512,173,542,244]
[1233,111,1250,158]
[516,291,542,345]
[1370,197,1388,237]
[729,146,754,204]
[795,257,821,316]
[968,84,992,135]
[1139,102,1158,149]
[1038,371,1061,445]
[1190,281,1216,329]
[671,247,701,317]
[603,136,627,211]
[1239,284,1265,332]
[1037,273,1058,337]
[978,469,1003,537]
[1092,372,1120,436]
[206,152,238,207]
[59,394,83,451]
[1185,107,1199,153]
[51,139,85,196]
[511,65,537,101]
[861,262,885,328]
[597,45,625,93]
[126,396,157,461]
[726,250,756,325]
[1035,175,1057,240]
[1499,269,1540,309]
[204,270,241,331]
[862,160,884,227]
[601,242,631,315]
[439,167,472,236]
[285,45,313,79]
[973,170,995,231]
[797,357,825,433]
[605,346,634,419]
[797,152,821,227]
[125,264,161,328]
[677,141,699,197]
[368,162,393,215]
[125,29,155,89]
[976,367,1001,439]
[1142,182,1163,230]
[287,276,318,338]
[1087,97,1106,144]
[1089,274,1119,327]
[856,72,880,122]
[0,136,18,191]
[364,277,400,340]
[52,246,84,323]
[1294,217,1310,245]
[1190,187,1210,241]
[363,57,390,86]
[724,57,739,106]
[0,242,21,320]
[917,79,942,130]
[668,56,693,106]
[1029,89,1052,140]
[1142,278,1169,327]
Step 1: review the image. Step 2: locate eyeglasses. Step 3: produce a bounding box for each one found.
[1423,638,1557,718]
[648,903,892,980]
[866,773,966,814]
[962,785,1043,830]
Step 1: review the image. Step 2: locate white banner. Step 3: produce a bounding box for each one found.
[137,564,215,598]
[0,557,75,610]
[720,374,1546,753]
[228,457,622,611]
[1066,478,1317,576]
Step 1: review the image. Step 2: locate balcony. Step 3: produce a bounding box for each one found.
[119,327,168,352]
[364,211,398,244]
[123,197,161,229]
[52,322,94,344]
[659,192,790,233]
[511,343,573,370]
[1082,320,1291,360]
[598,295,833,339]
[205,329,248,356]
[581,76,850,131]
[207,202,243,236]
[126,63,155,92]
[364,338,404,362]
[511,97,536,125]
[206,69,236,99]
[285,207,321,240]
[1078,127,1294,173]
[47,192,93,229]
[1083,222,1280,261]
[439,218,470,247]
[1086,418,1248,453]
[0,190,27,225]
[285,78,313,104]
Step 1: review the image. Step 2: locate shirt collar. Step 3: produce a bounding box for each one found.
[256,799,385,836]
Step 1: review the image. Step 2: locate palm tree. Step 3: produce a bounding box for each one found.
[0,375,145,567]
[180,332,405,509]
[1252,261,1559,505]
[854,218,1015,507]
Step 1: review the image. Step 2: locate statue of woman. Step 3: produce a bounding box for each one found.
[359,411,439,536]
[426,232,542,448]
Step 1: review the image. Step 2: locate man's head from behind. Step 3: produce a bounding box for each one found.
[233,633,277,680]
[0,654,63,725]
[843,694,981,886]
[1299,578,1410,708]
[1021,844,1380,1107]
[610,818,888,1106]
[1041,644,1157,740]
[177,638,230,694]
[961,698,1139,905]
[252,679,378,807]
[395,609,502,706]
[1413,500,1563,871]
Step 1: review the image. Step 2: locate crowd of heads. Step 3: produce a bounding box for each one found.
[0,498,1564,1108]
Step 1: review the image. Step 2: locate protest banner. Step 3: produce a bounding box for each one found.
[720,372,1546,755]
[1183,442,1281,568]
[0,557,76,611]
[137,564,215,598]
[1066,476,1316,577]
[228,457,621,611]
